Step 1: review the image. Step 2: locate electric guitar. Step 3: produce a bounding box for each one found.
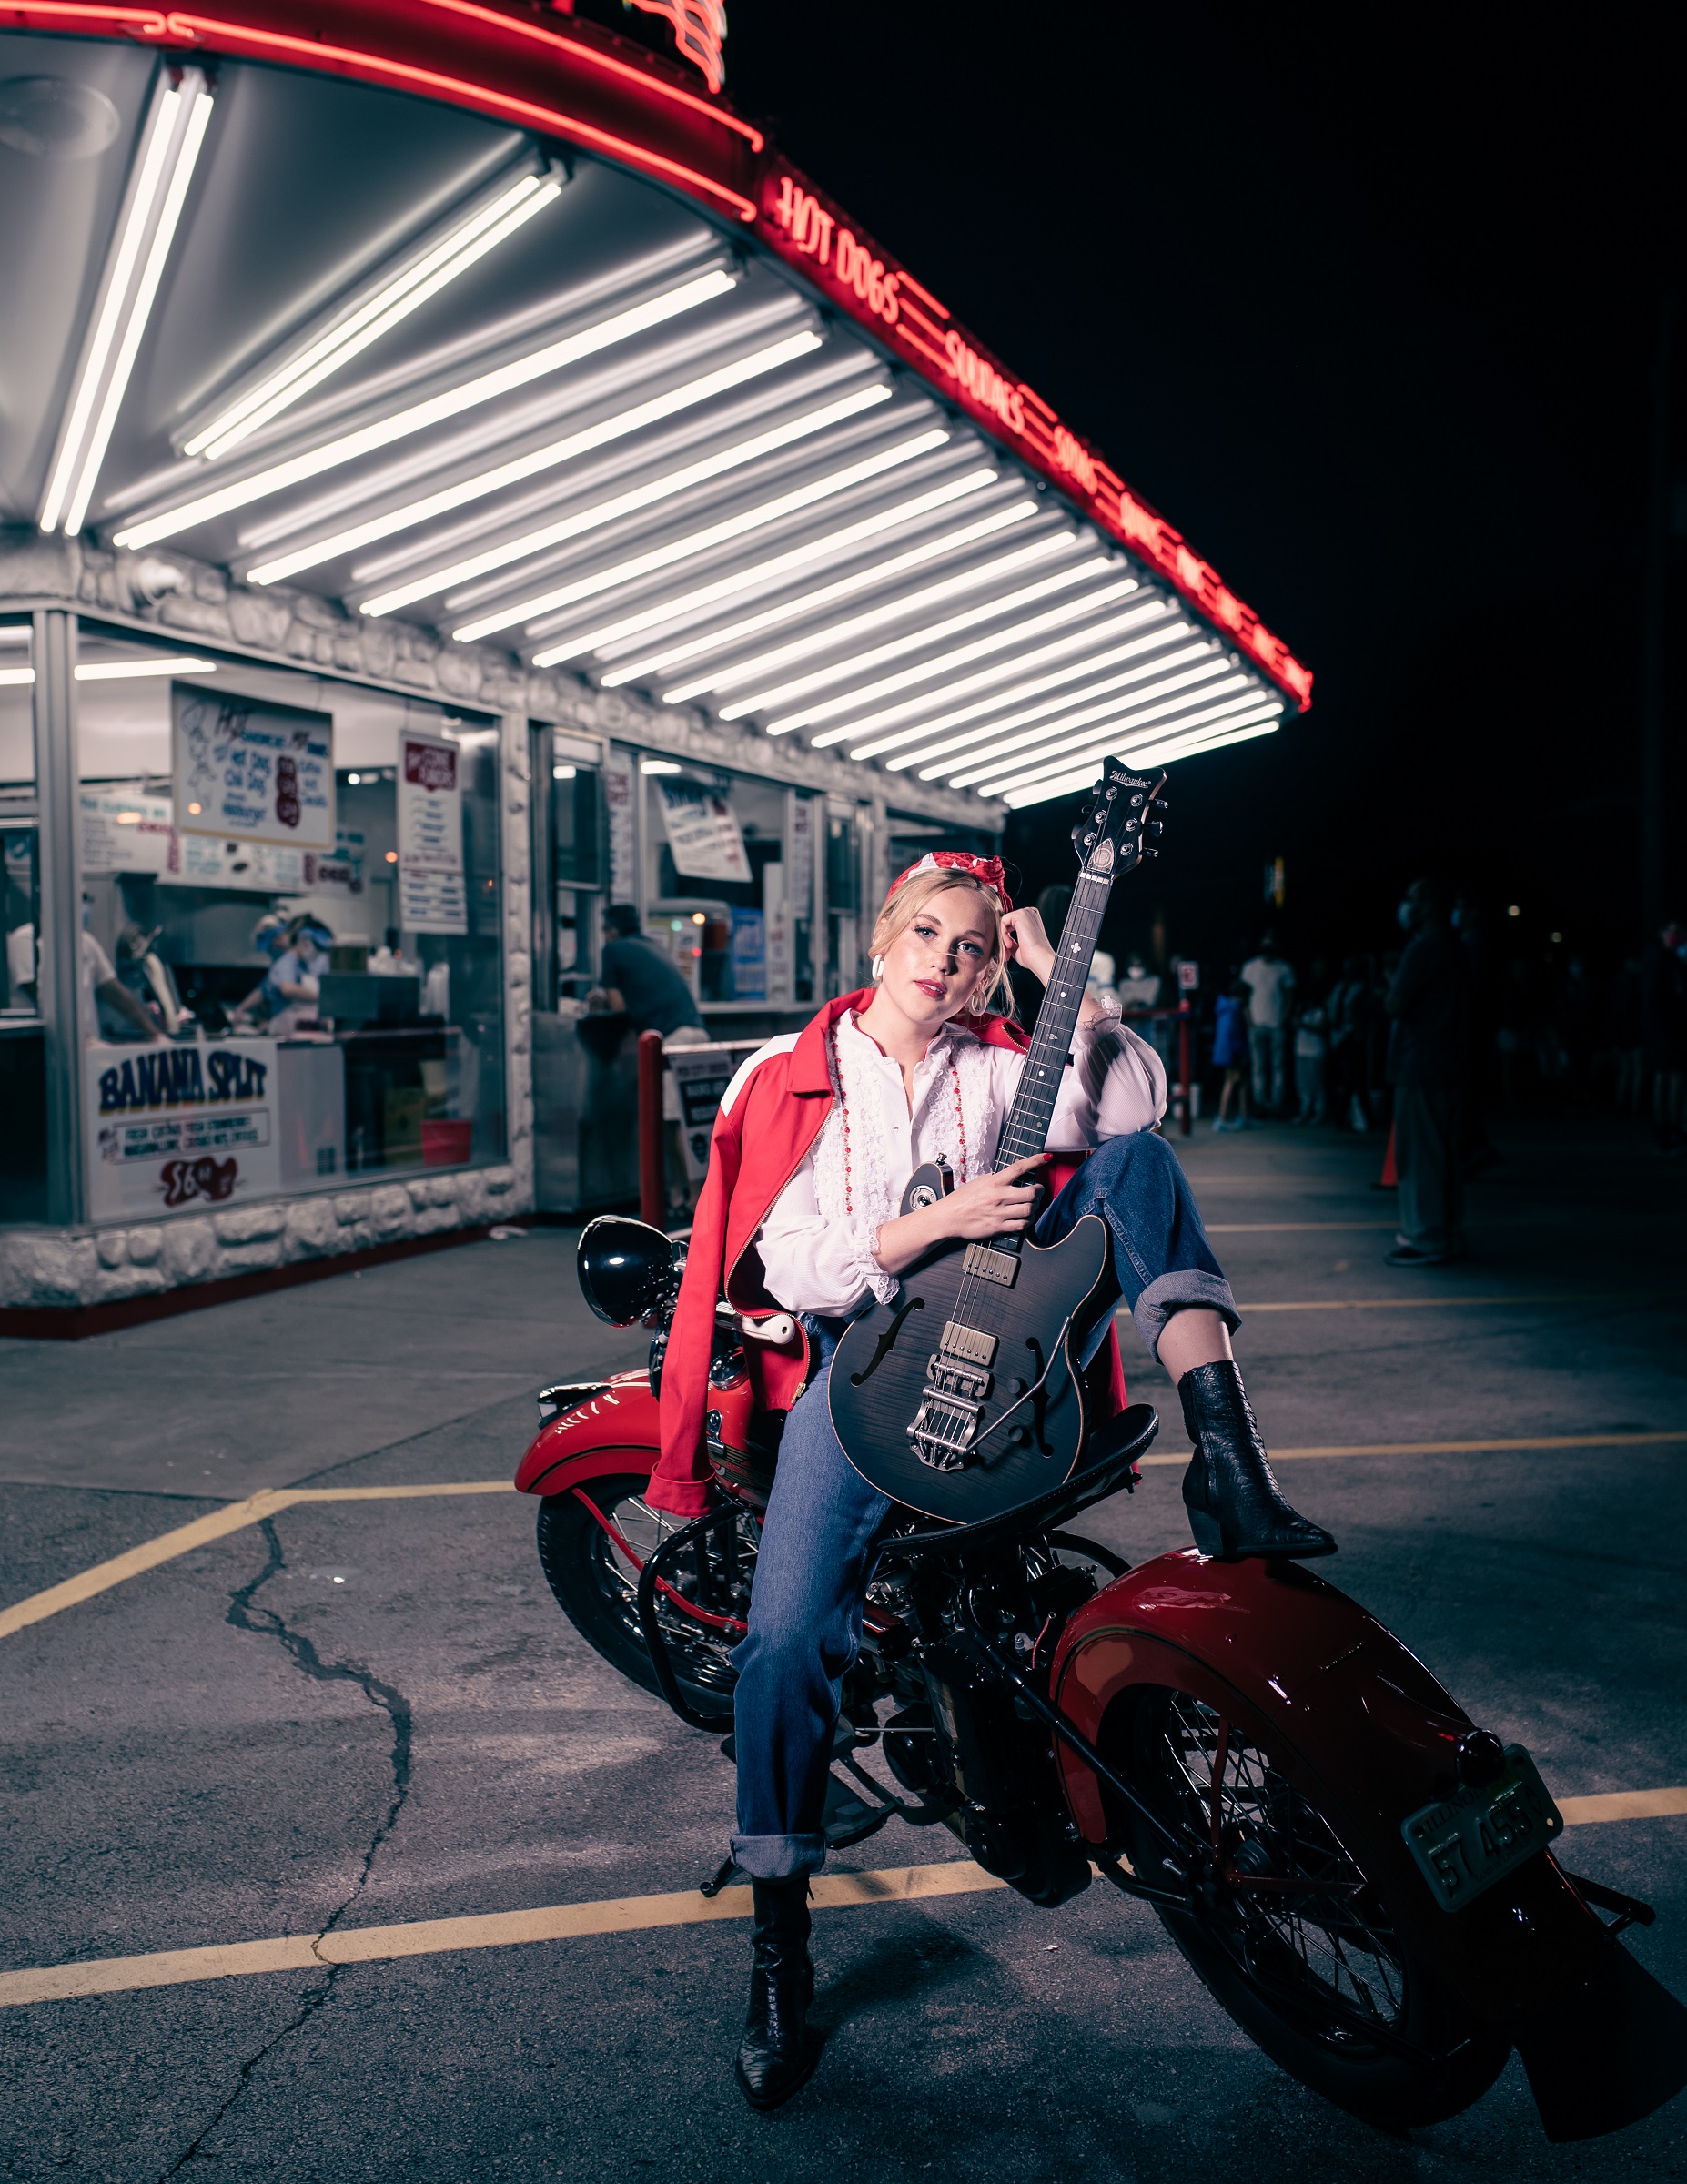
[828,757,1169,1523]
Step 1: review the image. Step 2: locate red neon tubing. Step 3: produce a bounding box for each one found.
[0,2,758,218]
[162,13,758,218]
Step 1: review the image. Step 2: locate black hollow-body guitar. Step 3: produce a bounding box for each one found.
[829,758,1168,1523]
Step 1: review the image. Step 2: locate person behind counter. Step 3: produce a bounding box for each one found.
[233,912,333,1037]
[590,904,706,1043]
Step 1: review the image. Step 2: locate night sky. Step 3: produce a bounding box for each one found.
[701,4,1685,978]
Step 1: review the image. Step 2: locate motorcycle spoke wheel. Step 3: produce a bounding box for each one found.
[1160,1693,1407,2041]
[536,1477,753,1709]
[1114,1684,1511,2130]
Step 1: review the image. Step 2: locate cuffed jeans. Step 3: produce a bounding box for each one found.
[729,1128,1238,1880]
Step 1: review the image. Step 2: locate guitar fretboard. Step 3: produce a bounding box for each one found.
[994,867,1113,1180]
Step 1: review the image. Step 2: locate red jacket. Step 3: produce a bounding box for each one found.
[646,988,1126,1517]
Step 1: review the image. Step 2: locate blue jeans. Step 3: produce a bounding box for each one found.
[729,1128,1237,1880]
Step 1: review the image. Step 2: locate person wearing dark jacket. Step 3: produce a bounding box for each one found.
[1384,877,1471,1266]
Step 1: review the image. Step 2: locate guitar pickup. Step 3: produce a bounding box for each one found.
[963,1244,1018,1287]
[940,1321,997,1367]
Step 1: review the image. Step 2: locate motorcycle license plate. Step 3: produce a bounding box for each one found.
[1401,1744,1563,1914]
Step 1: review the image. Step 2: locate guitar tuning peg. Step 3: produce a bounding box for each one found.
[1147,821,1164,837]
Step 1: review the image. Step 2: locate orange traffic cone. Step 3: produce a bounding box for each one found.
[1379,1122,1398,1188]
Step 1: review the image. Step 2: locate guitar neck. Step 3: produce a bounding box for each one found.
[994,867,1114,1175]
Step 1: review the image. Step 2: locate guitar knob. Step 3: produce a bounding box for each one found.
[1009,1376,1027,1395]
[1008,1427,1030,1446]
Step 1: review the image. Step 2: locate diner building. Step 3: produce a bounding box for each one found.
[0,0,1311,1325]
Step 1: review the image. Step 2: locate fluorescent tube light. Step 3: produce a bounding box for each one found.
[794,575,1142,743]
[964,685,1269,795]
[185,167,566,460]
[683,533,1076,706]
[1000,714,1280,808]
[243,329,822,586]
[111,268,737,551]
[935,659,1237,784]
[641,759,682,774]
[0,626,30,644]
[846,607,1183,763]
[451,427,951,644]
[815,602,1169,754]
[723,555,1108,723]
[358,380,891,618]
[76,656,217,681]
[0,667,34,688]
[619,502,1036,692]
[536,470,999,669]
[41,70,215,536]
[903,640,1216,774]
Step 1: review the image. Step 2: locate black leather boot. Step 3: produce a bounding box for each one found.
[1179,1360,1337,1561]
[735,1878,817,2110]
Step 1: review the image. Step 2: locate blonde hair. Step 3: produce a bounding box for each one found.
[868,868,1014,1017]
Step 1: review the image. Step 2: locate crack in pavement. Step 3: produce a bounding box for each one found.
[158,1516,413,2179]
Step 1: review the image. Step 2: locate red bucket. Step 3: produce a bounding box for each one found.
[421,1118,473,1168]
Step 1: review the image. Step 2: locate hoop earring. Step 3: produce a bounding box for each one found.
[871,955,884,981]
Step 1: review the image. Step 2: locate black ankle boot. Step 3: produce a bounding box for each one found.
[1178,1360,1337,1561]
[735,1878,817,2110]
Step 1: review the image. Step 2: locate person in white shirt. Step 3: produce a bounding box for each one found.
[1240,933,1295,1114]
[717,855,1335,2109]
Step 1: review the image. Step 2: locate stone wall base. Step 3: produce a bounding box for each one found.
[0,1165,523,1314]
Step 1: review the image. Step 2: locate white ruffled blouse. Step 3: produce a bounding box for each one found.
[730,1006,1167,1319]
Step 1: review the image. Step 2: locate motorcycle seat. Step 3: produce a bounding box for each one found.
[874,1403,1160,1571]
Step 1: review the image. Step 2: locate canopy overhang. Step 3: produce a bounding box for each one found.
[0,1,1309,810]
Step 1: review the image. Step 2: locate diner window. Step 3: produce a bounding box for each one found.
[641,763,788,1006]
[74,622,504,1223]
[537,727,605,1006]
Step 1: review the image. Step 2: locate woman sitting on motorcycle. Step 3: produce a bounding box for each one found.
[643,850,1335,2109]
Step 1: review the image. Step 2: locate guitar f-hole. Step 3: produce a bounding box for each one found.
[847,1295,925,1387]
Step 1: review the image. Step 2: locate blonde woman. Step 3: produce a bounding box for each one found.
[645,852,1334,2109]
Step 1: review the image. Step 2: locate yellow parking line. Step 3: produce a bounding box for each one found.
[5,1791,1679,2012]
[0,1862,1006,2009]
[1138,1430,1687,1467]
[0,1481,512,1643]
[1238,1293,1591,1312]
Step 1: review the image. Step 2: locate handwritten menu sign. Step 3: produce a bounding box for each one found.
[657,780,751,885]
[172,686,333,848]
[397,731,468,935]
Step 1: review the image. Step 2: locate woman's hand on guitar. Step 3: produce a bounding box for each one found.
[873,1155,1048,1274]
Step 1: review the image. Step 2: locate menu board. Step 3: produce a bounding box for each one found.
[80,787,175,875]
[173,686,333,849]
[86,1036,280,1220]
[657,780,751,885]
[396,730,467,935]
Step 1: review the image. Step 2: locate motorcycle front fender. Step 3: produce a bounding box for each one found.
[514,1369,659,1496]
[1048,1548,1612,2028]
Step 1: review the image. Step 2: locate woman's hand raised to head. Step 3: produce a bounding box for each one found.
[873,1155,1049,1275]
[999,907,1055,985]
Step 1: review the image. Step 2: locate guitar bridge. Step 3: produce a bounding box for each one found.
[908,1389,981,1471]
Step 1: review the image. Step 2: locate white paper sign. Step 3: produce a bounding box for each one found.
[658,782,750,885]
[397,731,467,935]
[86,1037,281,1220]
[173,686,333,849]
[167,832,309,893]
[81,786,175,875]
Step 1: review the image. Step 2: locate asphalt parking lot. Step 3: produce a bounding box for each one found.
[4,1117,1686,2183]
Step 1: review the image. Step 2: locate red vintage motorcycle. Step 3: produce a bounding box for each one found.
[514,1219,1687,2144]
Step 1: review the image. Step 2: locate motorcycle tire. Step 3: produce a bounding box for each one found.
[1113,1684,1511,2132]
[536,1478,745,1717]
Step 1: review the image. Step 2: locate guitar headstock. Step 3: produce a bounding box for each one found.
[1070,757,1167,880]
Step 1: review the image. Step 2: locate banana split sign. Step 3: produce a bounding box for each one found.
[762,167,1313,712]
[86,1038,280,1221]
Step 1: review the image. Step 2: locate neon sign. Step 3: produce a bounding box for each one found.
[763,162,1312,709]
[625,0,727,96]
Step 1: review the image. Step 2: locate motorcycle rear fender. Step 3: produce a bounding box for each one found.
[1049,1549,1611,2026]
[514,1369,659,1496]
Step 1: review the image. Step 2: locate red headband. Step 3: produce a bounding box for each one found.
[887,850,1013,910]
